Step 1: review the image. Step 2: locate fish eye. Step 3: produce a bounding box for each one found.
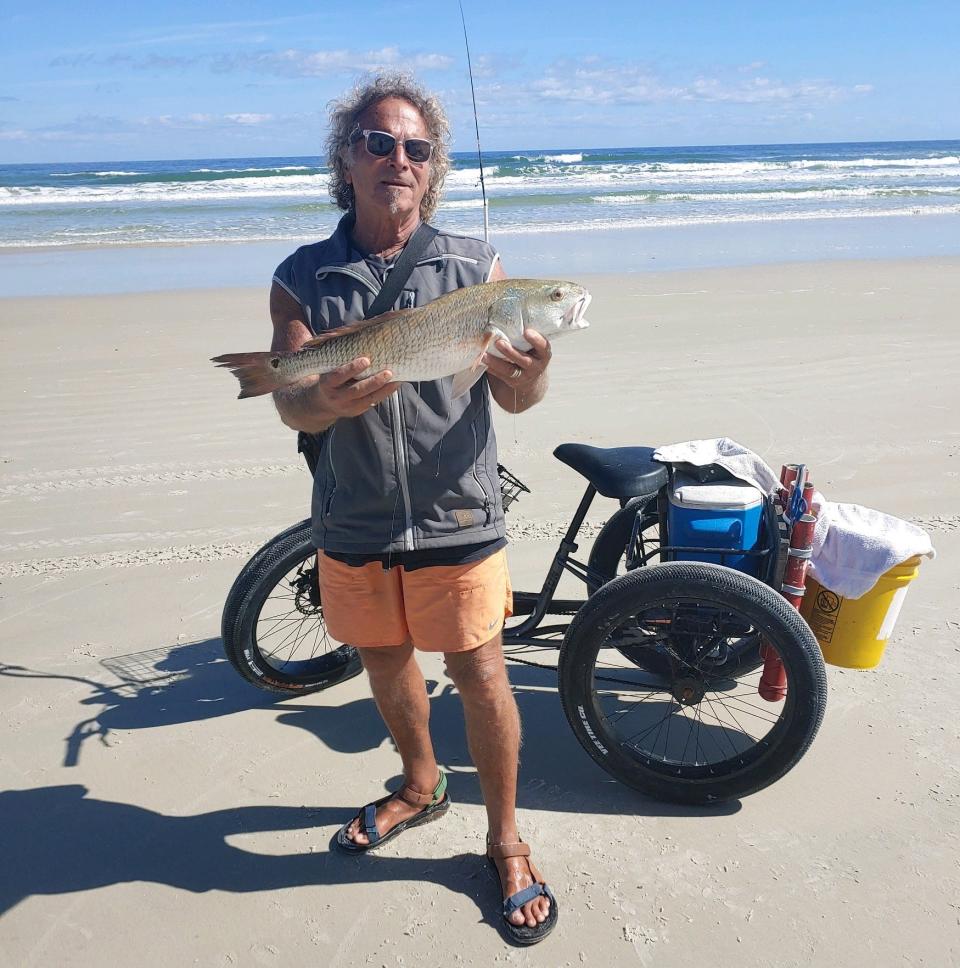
[550,288,564,301]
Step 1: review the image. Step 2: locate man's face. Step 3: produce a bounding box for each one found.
[344,97,432,222]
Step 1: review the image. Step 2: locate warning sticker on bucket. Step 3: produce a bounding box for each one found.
[809,589,842,644]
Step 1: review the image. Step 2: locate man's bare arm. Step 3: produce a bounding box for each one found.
[269,283,399,433]
[482,261,552,414]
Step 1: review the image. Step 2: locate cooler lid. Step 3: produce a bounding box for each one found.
[670,477,764,510]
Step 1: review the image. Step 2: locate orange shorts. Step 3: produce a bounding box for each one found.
[316,548,513,653]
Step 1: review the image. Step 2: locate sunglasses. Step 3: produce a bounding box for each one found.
[348,126,434,164]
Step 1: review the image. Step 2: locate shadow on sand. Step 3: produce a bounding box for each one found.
[1,638,740,917]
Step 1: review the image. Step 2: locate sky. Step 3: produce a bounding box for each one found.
[1,1,958,163]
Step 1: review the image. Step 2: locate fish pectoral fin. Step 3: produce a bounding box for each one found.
[451,334,492,399]
[299,309,410,348]
[451,363,488,399]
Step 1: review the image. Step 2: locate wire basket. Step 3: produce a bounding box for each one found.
[497,463,531,512]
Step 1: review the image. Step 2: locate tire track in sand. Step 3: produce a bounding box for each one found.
[4,514,954,579]
[0,539,268,578]
[0,460,303,497]
[0,519,608,578]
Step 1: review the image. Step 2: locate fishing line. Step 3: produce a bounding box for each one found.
[435,423,445,478]
[458,0,489,242]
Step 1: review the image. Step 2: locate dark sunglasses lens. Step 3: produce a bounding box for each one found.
[405,139,432,163]
[365,131,396,157]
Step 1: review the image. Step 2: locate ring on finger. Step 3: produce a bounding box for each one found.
[510,366,523,380]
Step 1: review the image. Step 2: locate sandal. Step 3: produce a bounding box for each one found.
[336,772,450,853]
[486,837,559,945]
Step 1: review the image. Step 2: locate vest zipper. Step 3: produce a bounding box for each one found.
[389,390,416,550]
[314,265,379,296]
[413,253,479,268]
[471,423,493,525]
[316,263,415,550]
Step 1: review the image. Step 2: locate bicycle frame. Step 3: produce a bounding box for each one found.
[503,472,776,650]
[505,483,604,645]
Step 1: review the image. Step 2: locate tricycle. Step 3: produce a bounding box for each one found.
[221,443,827,805]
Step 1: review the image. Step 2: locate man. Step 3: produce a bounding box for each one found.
[269,74,556,942]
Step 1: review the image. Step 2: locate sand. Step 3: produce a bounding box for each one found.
[1,257,958,966]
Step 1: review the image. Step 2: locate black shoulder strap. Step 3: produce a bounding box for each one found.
[364,222,439,319]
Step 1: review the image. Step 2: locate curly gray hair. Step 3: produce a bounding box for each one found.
[325,72,452,222]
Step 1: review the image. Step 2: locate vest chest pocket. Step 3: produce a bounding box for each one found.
[313,295,355,331]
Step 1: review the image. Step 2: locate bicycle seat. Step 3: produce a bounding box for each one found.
[553,443,668,500]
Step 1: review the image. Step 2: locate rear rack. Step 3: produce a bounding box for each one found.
[498,463,531,512]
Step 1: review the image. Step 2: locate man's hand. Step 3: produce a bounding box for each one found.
[310,357,399,418]
[269,282,400,433]
[484,329,552,413]
[273,358,399,433]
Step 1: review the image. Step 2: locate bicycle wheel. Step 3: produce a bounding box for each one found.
[221,518,314,644]
[222,519,362,695]
[558,562,826,804]
[587,502,659,595]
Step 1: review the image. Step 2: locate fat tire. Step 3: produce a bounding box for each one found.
[222,520,361,695]
[221,518,314,653]
[587,504,658,595]
[558,561,827,804]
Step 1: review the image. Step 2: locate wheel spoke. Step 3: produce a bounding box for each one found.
[584,595,794,776]
[243,555,344,672]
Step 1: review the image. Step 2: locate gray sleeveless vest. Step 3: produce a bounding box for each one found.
[273,216,505,554]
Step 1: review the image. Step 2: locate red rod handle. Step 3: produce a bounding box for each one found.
[762,474,819,702]
[758,642,788,701]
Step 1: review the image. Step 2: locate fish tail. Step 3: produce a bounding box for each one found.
[211,352,289,399]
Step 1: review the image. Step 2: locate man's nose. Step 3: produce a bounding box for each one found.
[386,139,409,166]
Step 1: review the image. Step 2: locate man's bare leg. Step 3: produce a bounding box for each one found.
[444,635,551,929]
[344,642,440,845]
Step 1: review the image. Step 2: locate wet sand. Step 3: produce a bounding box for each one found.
[1,258,958,965]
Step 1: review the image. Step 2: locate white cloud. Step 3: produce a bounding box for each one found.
[51,45,455,77]
[525,59,872,107]
[225,113,273,125]
[46,14,324,57]
[146,112,277,129]
[212,46,454,77]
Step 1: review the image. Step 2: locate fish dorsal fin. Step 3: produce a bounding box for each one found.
[300,309,410,348]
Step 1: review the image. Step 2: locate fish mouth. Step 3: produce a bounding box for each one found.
[563,292,591,329]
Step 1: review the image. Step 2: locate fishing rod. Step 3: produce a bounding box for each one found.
[458,0,489,241]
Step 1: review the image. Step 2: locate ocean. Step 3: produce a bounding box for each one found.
[2,140,959,295]
[3,140,958,249]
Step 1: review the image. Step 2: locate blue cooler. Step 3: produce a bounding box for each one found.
[667,476,765,576]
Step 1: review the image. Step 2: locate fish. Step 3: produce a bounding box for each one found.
[211,278,591,399]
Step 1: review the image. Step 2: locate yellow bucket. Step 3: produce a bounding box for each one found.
[799,556,923,669]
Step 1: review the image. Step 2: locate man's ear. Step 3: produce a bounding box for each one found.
[340,145,353,185]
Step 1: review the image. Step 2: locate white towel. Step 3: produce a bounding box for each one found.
[653,437,781,495]
[809,502,934,599]
[653,437,934,599]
